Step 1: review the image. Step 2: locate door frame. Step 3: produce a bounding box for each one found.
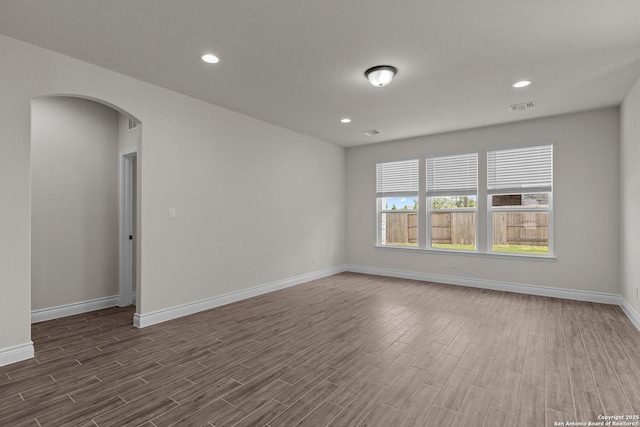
[119,149,137,306]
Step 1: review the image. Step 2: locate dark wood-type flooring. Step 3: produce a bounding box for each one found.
[1,272,640,426]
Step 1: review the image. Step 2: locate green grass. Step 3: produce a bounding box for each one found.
[492,244,548,255]
[432,244,548,255]
[387,243,549,255]
[432,244,475,251]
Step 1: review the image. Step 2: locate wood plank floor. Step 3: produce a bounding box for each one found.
[2,272,640,426]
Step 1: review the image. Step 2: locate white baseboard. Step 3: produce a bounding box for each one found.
[346,264,621,305]
[620,297,640,332]
[31,295,119,324]
[0,342,34,367]
[134,265,347,328]
[26,265,640,333]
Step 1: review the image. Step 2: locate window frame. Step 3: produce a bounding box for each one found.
[426,152,479,252]
[373,143,554,259]
[486,144,554,257]
[375,158,420,248]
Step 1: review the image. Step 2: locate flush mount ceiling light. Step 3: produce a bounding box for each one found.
[340,118,352,123]
[201,53,219,64]
[512,80,532,88]
[365,65,397,87]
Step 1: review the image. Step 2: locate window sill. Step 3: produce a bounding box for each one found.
[374,245,557,262]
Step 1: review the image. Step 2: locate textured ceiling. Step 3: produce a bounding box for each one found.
[1,0,640,147]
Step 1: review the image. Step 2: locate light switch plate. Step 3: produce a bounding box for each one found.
[168,208,176,219]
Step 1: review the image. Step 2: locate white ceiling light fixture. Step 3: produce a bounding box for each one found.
[365,65,397,87]
[340,118,352,123]
[201,53,219,64]
[512,80,532,88]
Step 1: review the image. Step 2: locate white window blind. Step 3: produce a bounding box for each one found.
[426,153,478,197]
[376,159,419,197]
[487,145,553,194]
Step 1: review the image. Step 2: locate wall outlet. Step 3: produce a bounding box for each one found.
[252,267,258,277]
[313,256,317,265]
[451,260,457,269]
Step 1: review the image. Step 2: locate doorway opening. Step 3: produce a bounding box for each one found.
[119,150,137,307]
[30,95,141,325]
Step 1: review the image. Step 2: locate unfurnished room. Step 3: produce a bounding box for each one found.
[1,1,640,426]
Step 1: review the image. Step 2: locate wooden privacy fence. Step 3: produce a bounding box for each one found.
[384,212,417,245]
[432,212,476,245]
[385,211,548,246]
[492,212,548,246]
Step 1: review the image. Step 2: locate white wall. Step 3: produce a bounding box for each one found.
[118,114,139,153]
[0,34,345,363]
[31,97,119,310]
[346,109,620,295]
[621,76,640,315]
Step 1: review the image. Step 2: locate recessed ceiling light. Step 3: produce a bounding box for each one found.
[340,118,352,123]
[512,80,532,88]
[201,54,219,64]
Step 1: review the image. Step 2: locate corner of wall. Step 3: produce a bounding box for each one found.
[620,74,640,319]
[620,296,640,332]
[0,342,34,368]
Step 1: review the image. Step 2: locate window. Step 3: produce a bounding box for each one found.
[427,153,478,251]
[487,145,553,255]
[375,144,553,257]
[376,159,419,247]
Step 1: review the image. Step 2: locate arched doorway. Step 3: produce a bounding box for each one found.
[30,95,141,325]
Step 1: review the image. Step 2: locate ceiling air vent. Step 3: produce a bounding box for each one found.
[128,117,138,131]
[363,129,381,136]
[509,101,536,112]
